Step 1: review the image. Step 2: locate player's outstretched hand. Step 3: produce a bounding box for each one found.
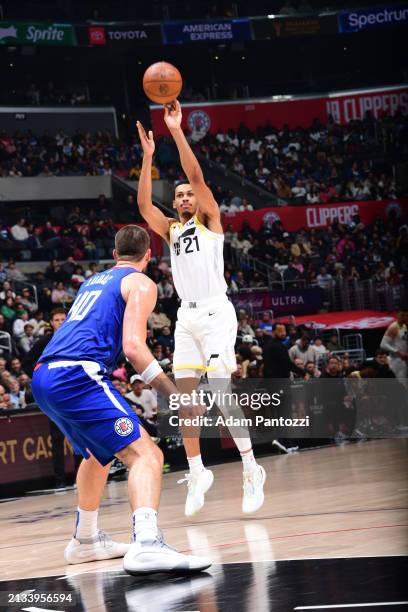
[136,120,155,156]
[164,100,182,131]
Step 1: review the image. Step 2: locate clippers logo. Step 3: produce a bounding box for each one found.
[386,201,401,219]
[114,417,134,436]
[89,27,106,45]
[263,211,281,226]
[187,110,211,134]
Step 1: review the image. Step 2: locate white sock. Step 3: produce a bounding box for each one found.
[188,454,205,476]
[133,506,158,543]
[241,449,257,472]
[75,507,98,540]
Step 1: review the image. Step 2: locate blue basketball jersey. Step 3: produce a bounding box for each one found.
[40,267,138,372]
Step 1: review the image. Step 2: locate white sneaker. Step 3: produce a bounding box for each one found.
[242,465,266,514]
[64,530,130,564]
[178,469,214,517]
[123,531,212,575]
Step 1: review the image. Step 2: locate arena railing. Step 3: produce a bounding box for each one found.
[0,331,12,357]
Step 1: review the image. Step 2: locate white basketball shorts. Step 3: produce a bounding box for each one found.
[173,294,237,378]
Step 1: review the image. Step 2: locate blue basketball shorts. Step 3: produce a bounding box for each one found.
[32,360,142,466]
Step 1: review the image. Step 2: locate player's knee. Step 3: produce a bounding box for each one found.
[148,440,164,469]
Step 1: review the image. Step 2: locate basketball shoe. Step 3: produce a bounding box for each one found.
[124,530,212,575]
[242,464,266,514]
[178,468,214,517]
[64,530,130,564]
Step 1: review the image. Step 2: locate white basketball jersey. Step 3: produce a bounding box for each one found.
[169,215,227,301]
[394,323,408,354]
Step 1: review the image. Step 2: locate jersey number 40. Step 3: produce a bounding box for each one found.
[67,290,102,321]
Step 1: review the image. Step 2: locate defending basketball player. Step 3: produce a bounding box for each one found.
[136,101,266,517]
[31,225,211,575]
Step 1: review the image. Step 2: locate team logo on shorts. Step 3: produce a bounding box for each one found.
[114,417,134,436]
[187,110,211,134]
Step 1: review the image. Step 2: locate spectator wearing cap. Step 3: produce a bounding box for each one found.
[20,287,38,314]
[289,333,317,365]
[126,374,157,419]
[326,333,344,353]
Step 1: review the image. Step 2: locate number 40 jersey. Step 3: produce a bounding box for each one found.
[170,215,227,301]
[39,267,138,373]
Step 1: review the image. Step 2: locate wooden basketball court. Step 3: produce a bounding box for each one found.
[1,439,407,610]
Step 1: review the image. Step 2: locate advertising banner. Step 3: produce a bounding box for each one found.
[281,310,396,330]
[230,288,324,315]
[163,18,251,44]
[150,85,408,135]
[0,21,75,46]
[223,198,408,233]
[338,4,408,33]
[86,23,162,46]
[0,412,74,485]
[252,14,337,39]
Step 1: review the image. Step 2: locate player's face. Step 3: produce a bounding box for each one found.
[173,184,198,219]
[51,313,66,331]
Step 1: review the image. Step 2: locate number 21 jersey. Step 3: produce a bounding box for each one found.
[169,215,227,301]
[40,267,138,372]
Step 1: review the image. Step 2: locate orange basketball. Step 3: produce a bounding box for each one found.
[143,61,182,105]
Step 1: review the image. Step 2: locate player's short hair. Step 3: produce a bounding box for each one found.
[174,179,191,193]
[50,307,66,319]
[115,225,150,261]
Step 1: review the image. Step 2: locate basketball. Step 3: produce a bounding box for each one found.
[142,61,182,105]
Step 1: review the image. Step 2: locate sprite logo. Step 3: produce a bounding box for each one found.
[0,21,74,46]
[26,25,66,43]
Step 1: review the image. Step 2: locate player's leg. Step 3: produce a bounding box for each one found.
[116,423,211,574]
[173,315,214,516]
[201,300,266,513]
[32,362,132,564]
[175,375,214,516]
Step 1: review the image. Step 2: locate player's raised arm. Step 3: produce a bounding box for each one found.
[136,121,171,242]
[164,101,221,224]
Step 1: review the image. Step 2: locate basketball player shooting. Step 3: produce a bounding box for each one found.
[32,225,211,575]
[136,100,266,517]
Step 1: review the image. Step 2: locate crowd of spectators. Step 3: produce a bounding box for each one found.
[0,193,407,297]
[1,112,407,209]
[224,210,408,293]
[197,113,408,207]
